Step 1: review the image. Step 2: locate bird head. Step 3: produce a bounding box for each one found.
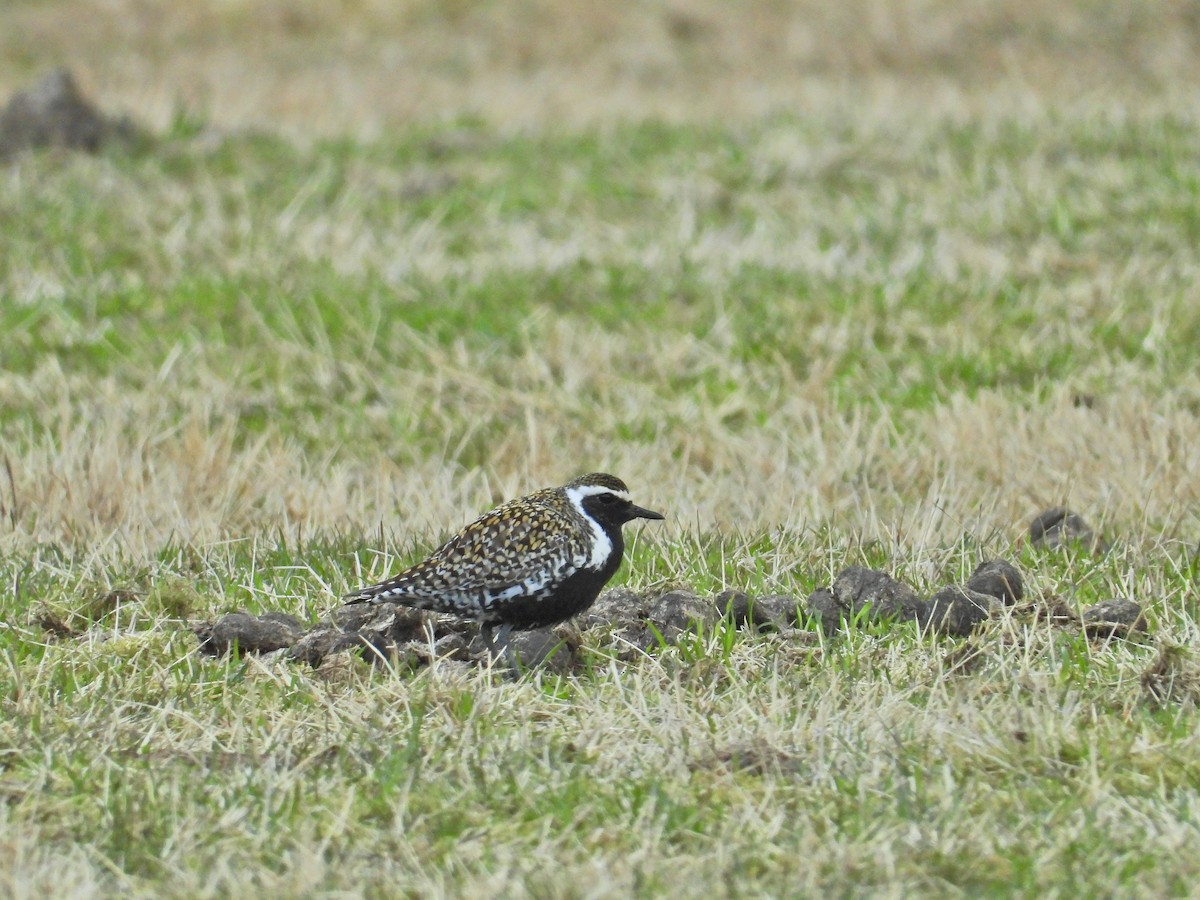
[564,473,665,528]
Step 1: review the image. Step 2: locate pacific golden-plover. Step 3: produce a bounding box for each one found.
[344,473,664,666]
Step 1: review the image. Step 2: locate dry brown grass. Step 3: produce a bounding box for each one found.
[3,103,1199,559]
[5,354,1200,567]
[4,0,1200,134]
[5,3,1200,895]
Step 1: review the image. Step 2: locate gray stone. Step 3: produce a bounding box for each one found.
[966,560,1024,606]
[195,611,306,656]
[720,590,801,631]
[577,587,650,630]
[717,590,753,626]
[1029,507,1110,554]
[833,566,927,620]
[1083,599,1148,639]
[922,586,1001,637]
[805,587,840,634]
[578,588,719,646]
[647,590,721,639]
[809,566,927,634]
[288,627,365,666]
[0,68,136,159]
[511,630,572,669]
[331,602,392,632]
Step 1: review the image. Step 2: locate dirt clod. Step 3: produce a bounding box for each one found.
[1029,507,1110,554]
[1082,599,1148,639]
[469,629,580,673]
[289,627,369,667]
[966,559,1024,605]
[809,566,926,634]
[647,590,721,640]
[195,612,306,656]
[720,590,801,632]
[576,587,649,630]
[923,586,1001,637]
[0,68,138,159]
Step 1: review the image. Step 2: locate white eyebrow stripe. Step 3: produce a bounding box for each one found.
[567,485,630,502]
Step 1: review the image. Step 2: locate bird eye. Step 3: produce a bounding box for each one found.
[597,493,618,505]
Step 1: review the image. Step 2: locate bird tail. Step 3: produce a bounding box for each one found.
[342,580,424,608]
[342,584,390,605]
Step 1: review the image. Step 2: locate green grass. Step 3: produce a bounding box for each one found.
[7,116,1200,380]
[4,102,1200,896]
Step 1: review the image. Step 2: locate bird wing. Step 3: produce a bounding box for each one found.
[424,500,582,592]
[346,494,584,604]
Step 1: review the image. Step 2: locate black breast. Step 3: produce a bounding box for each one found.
[483,528,625,630]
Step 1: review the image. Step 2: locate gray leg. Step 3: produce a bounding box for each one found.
[480,623,520,674]
[494,624,519,672]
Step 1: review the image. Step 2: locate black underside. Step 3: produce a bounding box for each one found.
[481,550,622,631]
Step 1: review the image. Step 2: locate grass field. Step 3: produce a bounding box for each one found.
[4,1,1200,896]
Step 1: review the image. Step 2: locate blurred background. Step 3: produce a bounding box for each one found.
[5,0,1200,134]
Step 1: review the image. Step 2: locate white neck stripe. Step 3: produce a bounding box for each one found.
[563,485,617,568]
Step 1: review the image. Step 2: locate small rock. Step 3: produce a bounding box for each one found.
[578,588,718,646]
[331,602,393,632]
[196,611,306,656]
[966,560,1024,606]
[719,590,801,631]
[0,68,136,160]
[577,587,650,630]
[717,590,752,626]
[289,627,366,667]
[458,628,578,670]
[1029,507,1110,554]
[395,631,474,666]
[922,586,1001,637]
[646,590,721,641]
[1082,599,1148,639]
[833,566,927,620]
[500,630,580,673]
[805,587,840,634]
[1023,593,1081,627]
[809,567,927,634]
[258,611,305,629]
[604,624,663,660]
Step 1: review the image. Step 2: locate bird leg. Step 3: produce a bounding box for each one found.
[480,622,520,674]
[493,623,519,673]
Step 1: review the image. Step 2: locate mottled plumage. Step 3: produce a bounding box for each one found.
[344,473,663,664]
